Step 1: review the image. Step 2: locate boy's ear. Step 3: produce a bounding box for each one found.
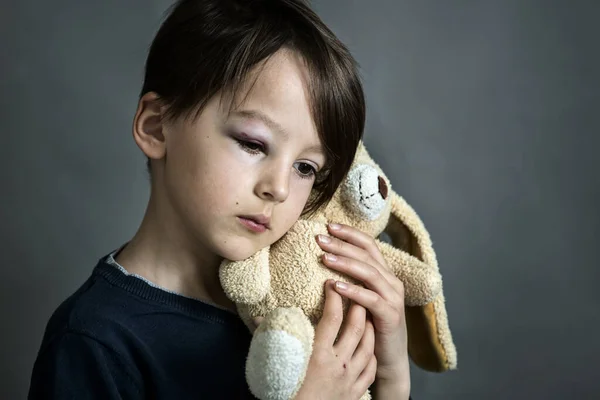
[132,92,166,161]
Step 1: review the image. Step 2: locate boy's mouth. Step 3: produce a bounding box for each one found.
[237,214,271,232]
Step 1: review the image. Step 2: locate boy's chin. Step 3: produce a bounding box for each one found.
[215,228,284,262]
[217,241,264,262]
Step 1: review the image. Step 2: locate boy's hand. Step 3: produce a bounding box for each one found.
[316,223,411,394]
[295,281,377,400]
[250,316,264,333]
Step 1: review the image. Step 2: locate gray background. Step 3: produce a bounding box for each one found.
[2,0,599,399]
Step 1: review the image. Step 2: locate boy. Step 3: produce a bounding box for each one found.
[29,1,412,398]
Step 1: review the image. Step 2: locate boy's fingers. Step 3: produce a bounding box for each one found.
[355,354,377,394]
[351,319,375,368]
[250,316,265,333]
[334,302,366,356]
[314,280,344,348]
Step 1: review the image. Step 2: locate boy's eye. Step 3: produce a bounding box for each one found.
[235,138,265,154]
[235,136,317,180]
[295,162,317,179]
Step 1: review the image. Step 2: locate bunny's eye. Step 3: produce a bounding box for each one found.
[378,176,388,200]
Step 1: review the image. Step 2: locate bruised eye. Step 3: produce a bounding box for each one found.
[234,134,317,180]
[295,162,317,180]
[235,138,265,155]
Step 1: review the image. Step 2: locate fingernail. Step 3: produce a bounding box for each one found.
[329,223,341,230]
[335,281,348,290]
[317,234,331,244]
[324,253,337,262]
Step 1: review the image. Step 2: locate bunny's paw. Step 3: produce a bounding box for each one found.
[246,307,314,400]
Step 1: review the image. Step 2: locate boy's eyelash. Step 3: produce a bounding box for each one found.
[235,138,265,154]
[295,163,317,180]
[235,137,317,180]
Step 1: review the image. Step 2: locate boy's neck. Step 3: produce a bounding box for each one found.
[114,195,237,312]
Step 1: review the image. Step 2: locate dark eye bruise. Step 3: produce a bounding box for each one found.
[235,136,317,179]
[235,138,264,154]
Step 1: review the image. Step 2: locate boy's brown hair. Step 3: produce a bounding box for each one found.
[140,0,366,216]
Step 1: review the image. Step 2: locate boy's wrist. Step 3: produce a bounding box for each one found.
[375,359,410,382]
[373,362,411,400]
[373,378,411,400]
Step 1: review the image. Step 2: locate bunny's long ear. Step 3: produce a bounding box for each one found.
[385,192,438,272]
[385,192,458,373]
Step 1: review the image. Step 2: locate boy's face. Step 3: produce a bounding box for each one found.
[139,49,325,262]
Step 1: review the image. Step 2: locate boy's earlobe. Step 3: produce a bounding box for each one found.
[132,92,167,161]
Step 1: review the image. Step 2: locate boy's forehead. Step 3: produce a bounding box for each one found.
[221,53,318,131]
[237,51,310,104]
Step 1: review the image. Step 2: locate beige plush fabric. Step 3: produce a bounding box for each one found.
[220,142,457,400]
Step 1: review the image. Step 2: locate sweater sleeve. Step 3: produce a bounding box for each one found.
[28,330,143,399]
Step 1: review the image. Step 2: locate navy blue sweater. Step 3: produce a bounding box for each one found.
[29,253,412,399]
[28,253,258,399]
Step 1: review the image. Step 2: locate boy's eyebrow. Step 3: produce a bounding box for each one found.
[231,109,324,155]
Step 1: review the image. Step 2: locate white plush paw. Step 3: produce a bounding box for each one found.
[246,329,307,400]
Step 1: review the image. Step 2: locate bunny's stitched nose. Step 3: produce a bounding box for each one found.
[378,176,388,200]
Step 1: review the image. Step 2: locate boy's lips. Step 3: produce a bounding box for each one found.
[237,214,271,232]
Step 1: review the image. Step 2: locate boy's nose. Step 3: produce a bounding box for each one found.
[255,167,290,203]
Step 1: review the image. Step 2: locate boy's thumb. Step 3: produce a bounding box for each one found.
[250,316,265,333]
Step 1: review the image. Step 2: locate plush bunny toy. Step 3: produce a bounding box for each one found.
[219,142,457,400]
